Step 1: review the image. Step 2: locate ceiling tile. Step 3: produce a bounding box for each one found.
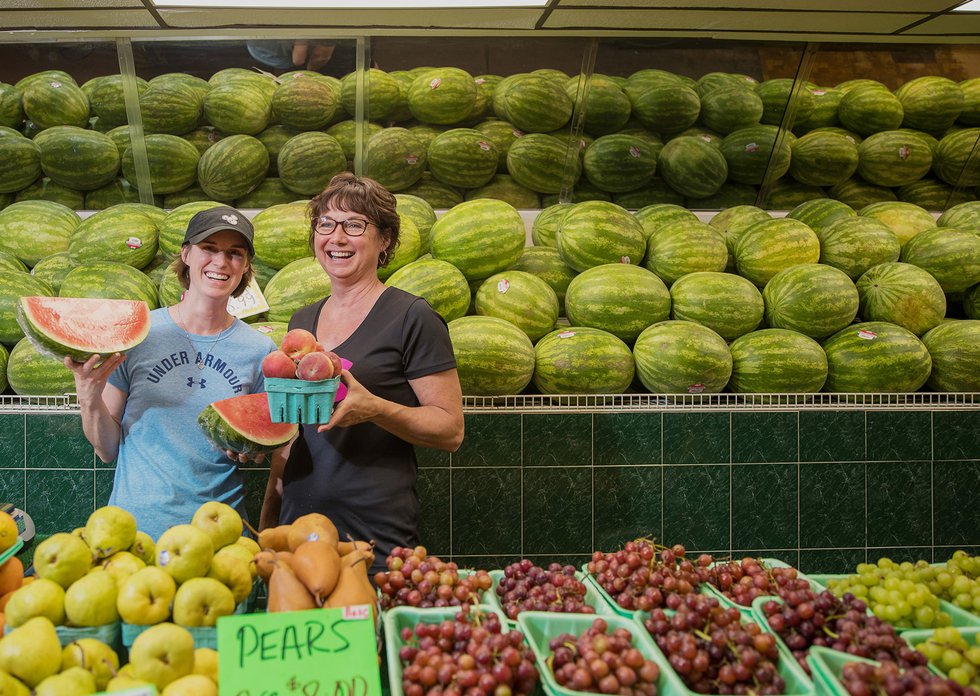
[900,13,980,35]
[0,9,159,29]
[157,7,541,29]
[554,0,955,10]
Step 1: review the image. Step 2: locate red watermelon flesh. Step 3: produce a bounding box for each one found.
[17,296,150,362]
[199,392,298,455]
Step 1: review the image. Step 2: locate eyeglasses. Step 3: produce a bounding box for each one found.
[313,216,373,236]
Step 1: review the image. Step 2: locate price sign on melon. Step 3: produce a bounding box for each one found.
[217,607,381,696]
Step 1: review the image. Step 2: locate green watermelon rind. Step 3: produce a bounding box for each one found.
[822,321,932,393]
[198,394,298,455]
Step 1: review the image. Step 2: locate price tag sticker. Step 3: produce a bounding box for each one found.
[217,607,382,696]
[226,276,269,320]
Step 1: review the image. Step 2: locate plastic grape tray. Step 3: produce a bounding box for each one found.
[266,375,341,424]
[382,604,508,696]
[0,538,23,566]
[700,557,820,612]
[484,568,615,628]
[579,562,713,619]
[898,626,980,679]
[805,645,882,696]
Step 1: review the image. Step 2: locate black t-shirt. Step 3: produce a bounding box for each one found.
[280,287,456,571]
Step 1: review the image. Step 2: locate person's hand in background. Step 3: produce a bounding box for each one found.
[291,40,336,71]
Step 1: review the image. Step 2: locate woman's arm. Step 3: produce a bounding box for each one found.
[318,368,464,452]
[259,440,293,530]
[66,354,128,463]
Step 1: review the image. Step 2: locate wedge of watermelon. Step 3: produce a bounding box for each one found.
[17,296,150,362]
[198,392,298,456]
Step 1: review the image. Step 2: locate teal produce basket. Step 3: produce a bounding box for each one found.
[897,626,980,680]
[701,557,819,611]
[265,375,341,424]
[580,563,713,619]
[4,620,122,651]
[486,568,614,627]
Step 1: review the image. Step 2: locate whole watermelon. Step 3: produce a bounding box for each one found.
[60,261,159,309]
[0,132,41,194]
[427,129,498,190]
[630,83,701,134]
[430,199,525,281]
[252,201,314,271]
[564,264,670,344]
[789,132,859,187]
[556,201,646,273]
[838,86,905,136]
[699,87,763,135]
[787,198,856,236]
[728,329,828,394]
[856,262,946,337]
[719,125,792,186]
[633,320,732,394]
[139,82,204,136]
[658,136,727,199]
[643,219,728,287]
[495,73,572,134]
[363,128,427,192]
[263,257,331,324]
[384,257,470,323]
[860,201,937,247]
[0,271,55,344]
[583,134,659,194]
[271,75,338,131]
[895,76,965,135]
[822,321,931,393]
[708,205,772,271]
[921,320,980,392]
[856,130,933,187]
[474,270,558,343]
[763,264,859,339]
[22,79,90,130]
[937,200,980,230]
[533,326,634,395]
[68,205,159,270]
[506,133,580,195]
[407,67,478,126]
[900,227,980,293]
[734,218,821,287]
[816,217,901,280]
[448,315,535,396]
[669,271,764,341]
[197,134,269,202]
[0,200,79,267]
[122,134,200,195]
[7,337,75,396]
[203,82,272,136]
[277,132,347,196]
[933,128,980,187]
[37,127,120,191]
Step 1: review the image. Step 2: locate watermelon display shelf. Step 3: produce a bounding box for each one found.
[265,376,342,425]
[580,562,714,619]
[484,568,615,629]
[701,557,820,612]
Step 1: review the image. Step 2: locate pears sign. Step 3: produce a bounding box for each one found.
[216,606,381,696]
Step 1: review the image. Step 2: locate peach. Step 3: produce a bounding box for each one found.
[281,328,319,361]
[262,350,297,379]
[325,351,343,376]
[296,351,336,381]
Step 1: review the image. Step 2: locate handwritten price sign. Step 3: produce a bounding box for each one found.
[217,607,381,696]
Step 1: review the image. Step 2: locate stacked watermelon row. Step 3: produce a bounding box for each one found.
[2,67,980,212]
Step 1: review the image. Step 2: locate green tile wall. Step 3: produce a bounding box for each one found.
[3,409,978,573]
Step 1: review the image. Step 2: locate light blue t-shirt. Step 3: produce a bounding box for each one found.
[107,308,275,541]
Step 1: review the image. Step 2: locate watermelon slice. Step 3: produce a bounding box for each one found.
[17,296,151,362]
[198,392,298,456]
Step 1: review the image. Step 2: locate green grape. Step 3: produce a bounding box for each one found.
[948,666,973,686]
[943,648,965,669]
[965,646,980,665]
[915,605,936,626]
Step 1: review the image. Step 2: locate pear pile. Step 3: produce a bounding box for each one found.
[256,512,379,619]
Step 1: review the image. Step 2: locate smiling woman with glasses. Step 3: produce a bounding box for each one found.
[261,172,464,575]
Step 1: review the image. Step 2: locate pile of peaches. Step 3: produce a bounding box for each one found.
[261,329,343,381]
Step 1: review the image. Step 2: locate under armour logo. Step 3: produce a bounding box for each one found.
[186,377,207,389]
[221,214,239,226]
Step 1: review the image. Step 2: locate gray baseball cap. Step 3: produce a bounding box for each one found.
[183,206,255,257]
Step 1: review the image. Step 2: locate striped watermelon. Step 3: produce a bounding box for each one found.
[31,252,77,294]
[324,121,380,163]
[13,177,84,209]
[632,320,732,394]
[277,132,347,196]
[822,321,931,393]
[900,227,980,293]
[0,271,55,344]
[895,76,965,135]
[768,179,826,210]
[197,134,269,202]
[967,283,980,319]
[251,321,289,348]
[708,205,771,271]
[794,87,842,133]
[139,82,204,136]
[377,215,422,282]
[838,86,905,136]
[495,73,572,134]
[257,125,300,176]
[933,128,980,187]
[271,75,338,131]
[856,130,933,187]
[235,178,304,209]
[728,329,828,394]
[897,178,972,211]
[474,270,558,342]
[22,79,89,130]
[473,119,524,173]
[15,71,76,92]
[533,326,634,395]
[448,315,535,396]
[733,218,820,287]
[921,320,980,392]
[634,203,698,242]
[583,134,658,193]
[408,68,477,126]
[158,201,225,258]
[85,178,144,209]
[756,79,816,127]
[6,337,74,396]
[60,261,159,309]
[0,132,41,194]
[938,200,980,230]
[694,72,752,98]
[835,79,888,96]
[203,83,271,136]
[564,263,670,344]
[209,69,276,97]
[763,263,859,339]
[565,77,631,136]
[465,175,540,209]
[700,87,763,135]
[860,201,936,247]
[363,128,427,192]
[643,219,728,287]
[0,83,24,129]
[625,69,684,100]
[816,217,901,280]
[148,72,211,100]
[122,134,200,195]
[68,206,159,270]
[84,74,148,128]
[856,262,946,336]
[614,180,686,209]
[253,201,313,270]
[786,198,856,236]
[829,177,898,209]
[430,199,525,281]
[37,127,120,191]
[0,251,26,273]
[506,133,580,194]
[959,77,980,127]
[720,125,792,186]
[687,182,758,210]
[399,174,464,209]
[263,257,331,323]
[556,200,646,273]
[658,136,727,199]
[789,131,859,187]
[384,257,470,322]
[630,84,701,134]
[427,129,498,189]
[507,245,578,315]
[0,200,78,267]
[395,194,437,253]
[340,69,401,121]
[669,271,763,341]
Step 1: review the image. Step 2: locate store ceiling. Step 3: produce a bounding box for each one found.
[0,0,977,43]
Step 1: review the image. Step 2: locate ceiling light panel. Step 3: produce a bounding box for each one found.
[152,0,548,7]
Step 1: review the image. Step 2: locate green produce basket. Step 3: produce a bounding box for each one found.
[580,563,712,619]
[701,557,819,611]
[383,604,508,696]
[266,376,341,424]
[899,626,980,678]
[5,620,122,651]
[806,645,881,696]
[517,610,690,696]
[486,568,614,627]
[0,538,23,566]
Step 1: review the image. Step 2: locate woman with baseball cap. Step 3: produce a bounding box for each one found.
[66,206,277,541]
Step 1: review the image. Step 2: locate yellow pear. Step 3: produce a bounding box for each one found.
[156,525,214,584]
[0,616,62,687]
[0,670,29,696]
[190,501,243,551]
[172,578,235,628]
[85,506,137,560]
[128,531,156,566]
[101,551,146,586]
[105,675,153,691]
[162,673,218,696]
[4,578,65,627]
[235,536,261,556]
[128,623,195,690]
[116,566,177,626]
[191,647,218,683]
[64,570,118,627]
[216,542,258,579]
[33,667,95,696]
[33,533,92,589]
[61,638,120,691]
[207,546,254,603]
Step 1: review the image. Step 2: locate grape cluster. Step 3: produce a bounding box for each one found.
[915,626,980,690]
[827,558,952,628]
[761,588,928,675]
[705,557,811,607]
[643,593,786,694]
[549,617,661,695]
[397,606,539,696]
[910,551,980,614]
[839,659,977,696]
[495,559,594,620]
[376,545,493,610]
[586,539,712,612]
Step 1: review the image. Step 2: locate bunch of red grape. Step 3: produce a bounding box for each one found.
[397,606,539,696]
[548,617,661,695]
[642,592,786,694]
[376,545,493,610]
[760,588,928,675]
[495,559,594,620]
[586,539,713,612]
[839,659,977,696]
[705,557,812,607]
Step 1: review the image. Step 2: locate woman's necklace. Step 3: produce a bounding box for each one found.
[175,303,232,370]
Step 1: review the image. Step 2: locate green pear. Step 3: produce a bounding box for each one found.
[235,535,261,557]
[85,506,137,560]
[116,566,176,626]
[215,542,257,579]
[162,673,218,695]
[116,664,136,679]
[0,670,29,696]
[191,647,218,683]
[64,571,118,627]
[3,578,65,627]
[101,550,147,586]
[128,622,195,690]
[70,527,88,543]
[33,533,93,589]
[0,616,62,687]
[128,531,156,566]
[62,638,120,691]
[172,577,235,627]
[207,546,253,603]
[191,501,243,551]
[156,525,214,584]
[33,666,95,696]
[105,675,153,691]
